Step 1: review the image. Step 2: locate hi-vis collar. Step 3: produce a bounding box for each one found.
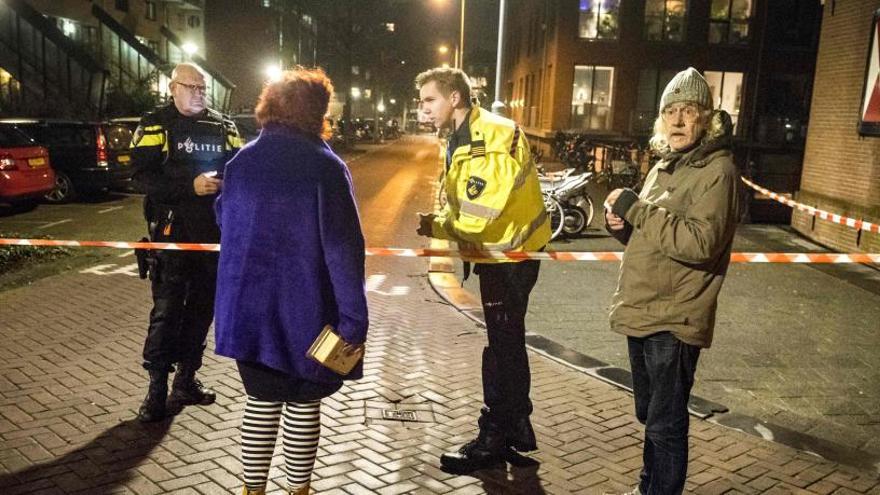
[449,107,520,161]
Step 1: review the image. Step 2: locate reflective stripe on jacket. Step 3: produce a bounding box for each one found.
[433,107,550,262]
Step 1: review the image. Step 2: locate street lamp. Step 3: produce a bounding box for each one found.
[181,41,198,59]
[491,0,506,115]
[433,0,465,69]
[438,45,449,55]
[265,63,283,82]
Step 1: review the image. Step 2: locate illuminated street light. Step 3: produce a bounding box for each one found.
[377,102,386,113]
[182,42,198,56]
[438,45,449,55]
[265,63,282,82]
[351,87,362,99]
[389,98,396,105]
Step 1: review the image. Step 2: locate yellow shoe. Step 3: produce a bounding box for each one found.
[242,487,265,495]
[289,483,310,495]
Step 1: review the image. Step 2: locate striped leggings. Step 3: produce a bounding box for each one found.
[240,396,321,491]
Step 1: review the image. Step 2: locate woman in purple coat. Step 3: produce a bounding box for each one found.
[214,68,368,495]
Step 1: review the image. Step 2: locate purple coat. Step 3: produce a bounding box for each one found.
[213,124,368,383]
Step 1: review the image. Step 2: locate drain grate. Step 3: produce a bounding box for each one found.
[382,409,419,422]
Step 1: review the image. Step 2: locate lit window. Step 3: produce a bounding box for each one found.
[578,0,620,40]
[570,65,614,131]
[709,0,752,45]
[262,0,272,7]
[385,23,395,32]
[704,71,744,132]
[60,18,77,38]
[644,0,687,42]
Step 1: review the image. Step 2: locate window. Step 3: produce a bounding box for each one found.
[115,0,129,13]
[645,0,687,42]
[145,1,157,21]
[578,0,620,40]
[187,15,201,29]
[757,74,810,143]
[709,0,752,45]
[632,68,678,134]
[704,71,744,132]
[570,65,614,131]
[766,0,820,48]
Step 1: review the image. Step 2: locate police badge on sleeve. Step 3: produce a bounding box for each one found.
[466,176,486,199]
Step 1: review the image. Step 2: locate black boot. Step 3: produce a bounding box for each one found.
[168,361,216,407]
[137,369,168,423]
[440,428,507,475]
[507,416,537,452]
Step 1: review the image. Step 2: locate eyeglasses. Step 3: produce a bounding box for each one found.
[661,104,701,123]
[174,81,207,95]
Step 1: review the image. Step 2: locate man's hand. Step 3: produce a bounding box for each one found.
[604,188,626,231]
[416,212,436,237]
[194,173,222,196]
[606,210,626,231]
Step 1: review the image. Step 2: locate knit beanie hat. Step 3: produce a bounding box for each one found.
[659,67,713,112]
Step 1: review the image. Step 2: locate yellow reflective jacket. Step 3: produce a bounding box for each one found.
[433,107,550,262]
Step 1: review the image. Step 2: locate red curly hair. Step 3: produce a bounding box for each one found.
[255,67,334,141]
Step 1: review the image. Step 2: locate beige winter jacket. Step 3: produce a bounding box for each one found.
[608,123,740,348]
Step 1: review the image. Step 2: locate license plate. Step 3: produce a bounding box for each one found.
[118,155,130,164]
[28,157,46,167]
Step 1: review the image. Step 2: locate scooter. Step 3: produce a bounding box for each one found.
[540,170,595,241]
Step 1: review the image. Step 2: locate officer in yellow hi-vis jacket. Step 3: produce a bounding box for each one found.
[131,63,241,423]
[415,67,551,475]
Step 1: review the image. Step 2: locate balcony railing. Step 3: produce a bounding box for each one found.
[91,5,171,103]
[0,0,107,117]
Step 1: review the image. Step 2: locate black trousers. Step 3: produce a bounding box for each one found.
[475,260,540,431]
[142,250,218,372]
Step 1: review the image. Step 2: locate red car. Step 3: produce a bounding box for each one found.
[0,125,55,209]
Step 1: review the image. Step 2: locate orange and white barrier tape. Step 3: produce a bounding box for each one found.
[1,238,878,263]
[0,238,219,252]
[741,177,880,234]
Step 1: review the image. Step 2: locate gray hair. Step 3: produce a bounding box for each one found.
[171,62,207,83]
[648,106,731,152]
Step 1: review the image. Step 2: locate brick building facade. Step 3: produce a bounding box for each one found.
[792,0,880,252]
[501,0,822,222]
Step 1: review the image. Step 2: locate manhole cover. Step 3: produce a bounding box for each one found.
[382,409,419,422]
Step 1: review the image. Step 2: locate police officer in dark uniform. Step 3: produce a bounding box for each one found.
[131,63,242,422]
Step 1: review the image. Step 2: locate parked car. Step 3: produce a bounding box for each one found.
[0,125,55,209]
[0,119,131,202]
[106,117,139,191]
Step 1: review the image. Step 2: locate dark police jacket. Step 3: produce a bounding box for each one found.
[131,102,241,244]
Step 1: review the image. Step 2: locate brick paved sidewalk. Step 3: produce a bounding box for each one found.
[1,256,879,494]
